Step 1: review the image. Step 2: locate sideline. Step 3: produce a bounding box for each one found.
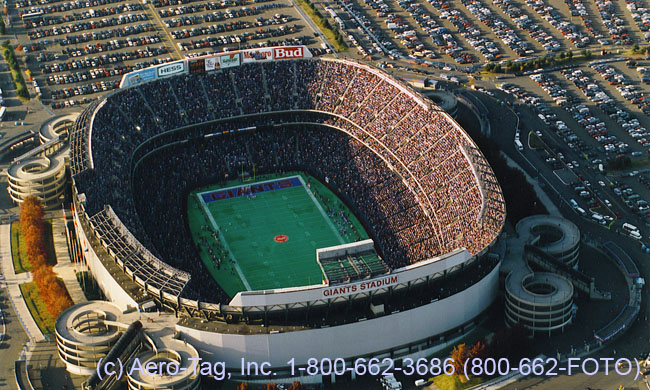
[197,195,252,291]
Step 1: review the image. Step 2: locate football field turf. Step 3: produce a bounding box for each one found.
[187,173,368,296]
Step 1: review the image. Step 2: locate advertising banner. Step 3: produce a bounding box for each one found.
[157,61,186,78]
[119,67,156,88]
[205,56,219,71]
[219,52,240,68]
[273,46,312,60]
[242,47,273,63]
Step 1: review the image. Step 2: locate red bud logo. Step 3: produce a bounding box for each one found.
[274,47,303,59]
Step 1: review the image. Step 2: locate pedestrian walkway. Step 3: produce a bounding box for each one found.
[0,223,45,342]
[51,216,86,304]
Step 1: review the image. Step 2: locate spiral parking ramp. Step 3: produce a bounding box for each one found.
[127,347,200,390]
[6,114,79,209]
[516,215,581,268]
[56,301,201,390]
[502,215,582,336]
[55,301,125,376]
[505,270,574,336]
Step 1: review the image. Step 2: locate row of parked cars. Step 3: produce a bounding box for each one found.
[55,23,158,45]
[339,0,402,57]
[613,180,650,217]
[21,2,143,28]
[461,0,531,56]
[433,0,503,61]
[169,14,289,39]
[529,72,624,154]
[27,13,149,39]
[40,54,170,74]
[528,0,590,47]
[494,0,562,52]
[175,25,303,50]
[594,0,633,45]
[562,67,650,150]
[18,0,123,12]
[51,78,119,100]
[591,63,650,116]
[63,35,162,57]
[563,0,597,44]
[626,0,650,41]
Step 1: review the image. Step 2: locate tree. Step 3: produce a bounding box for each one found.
[19,196,73,318]
[290,381,303,390]
[451,343,469,377]
[468,338,487,361]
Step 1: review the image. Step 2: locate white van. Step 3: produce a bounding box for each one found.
[570,199,578,209]
[592,213,604,223]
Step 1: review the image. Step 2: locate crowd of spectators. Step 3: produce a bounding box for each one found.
[71,58,505,304]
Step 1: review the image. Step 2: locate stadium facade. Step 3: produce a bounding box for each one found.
[66,46,506,382]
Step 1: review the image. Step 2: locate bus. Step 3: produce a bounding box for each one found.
[515,139,523,151]
[622,223,639,233]
[21,10,44,22]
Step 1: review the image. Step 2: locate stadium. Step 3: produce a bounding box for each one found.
[66,46,506,382]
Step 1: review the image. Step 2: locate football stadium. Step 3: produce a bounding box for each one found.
[65,46,506,383]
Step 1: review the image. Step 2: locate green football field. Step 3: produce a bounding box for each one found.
[187,173,368,296]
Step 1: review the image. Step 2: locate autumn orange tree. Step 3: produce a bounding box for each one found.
[451,338,489,378]
[237,383,249,390]
[289,381,303,390]
[20,196,72,318]
[451,343,469,377]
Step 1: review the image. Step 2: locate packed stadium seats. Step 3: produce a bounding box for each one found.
[70,58,505,304]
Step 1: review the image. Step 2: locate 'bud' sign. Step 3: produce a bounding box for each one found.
[273,46,304,60]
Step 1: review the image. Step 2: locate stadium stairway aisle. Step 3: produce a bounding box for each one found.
[0,223,45,342]
[52,216,87,304]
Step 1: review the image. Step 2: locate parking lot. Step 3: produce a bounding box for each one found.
[8,0,327,108]
[5,0,650,107]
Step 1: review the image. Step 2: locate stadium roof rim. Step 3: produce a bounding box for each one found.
[77,60,505,254]
[70,56,506,310]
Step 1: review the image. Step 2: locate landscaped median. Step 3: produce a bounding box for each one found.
[11,219,57,274]
[12,196,72,337]
[1,40,29,101]
[294,0,347,52]
[19,282,55,336]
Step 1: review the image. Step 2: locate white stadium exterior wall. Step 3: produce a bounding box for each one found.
[73,210,138,312]
[177,262,500,369]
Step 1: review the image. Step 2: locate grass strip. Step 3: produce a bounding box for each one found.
[19,282,56,336]
[295,0,347,52]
